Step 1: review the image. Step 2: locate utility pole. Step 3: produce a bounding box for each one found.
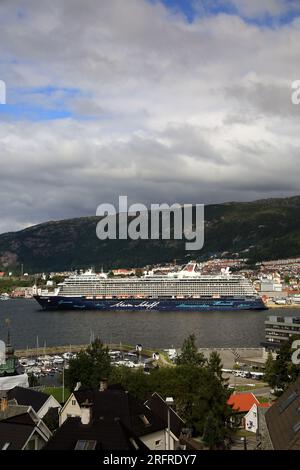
[62,365,65,403]
[166,397,174,450]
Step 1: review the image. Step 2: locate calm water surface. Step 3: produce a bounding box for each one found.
[0,299,300,349]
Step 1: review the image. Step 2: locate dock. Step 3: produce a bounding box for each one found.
[14,343,171,367]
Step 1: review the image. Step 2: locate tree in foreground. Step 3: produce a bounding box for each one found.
[264,351,276,387]
[264,336,300,392]
[66,338,111,390]
[202,411,224,449]
[65,333,234,448]
[207,350,224,381]
[110,334,233,446]
[176,334,206,367]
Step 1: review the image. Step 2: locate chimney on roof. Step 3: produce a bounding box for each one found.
[0,395,8,412]
[74,382,81,391]
[80,399,93,425]
[99,378,108,392]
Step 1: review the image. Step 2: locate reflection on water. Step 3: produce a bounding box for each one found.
[0,299,300,349]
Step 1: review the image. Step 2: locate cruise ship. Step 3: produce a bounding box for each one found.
[34,263,267,311]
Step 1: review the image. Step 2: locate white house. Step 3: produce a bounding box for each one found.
[0,399,52,450]
[245,402,271,433]
[7,386,61,418]
[58,382,184,450]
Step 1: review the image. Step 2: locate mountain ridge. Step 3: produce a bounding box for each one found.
[1,195,300,272]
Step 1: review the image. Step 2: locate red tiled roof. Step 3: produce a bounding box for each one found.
[258,402,271,408]
[227,393,259,413]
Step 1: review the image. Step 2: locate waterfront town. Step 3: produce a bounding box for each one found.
[1,327,300,450]
[2,256,300,307]
[1,257,300,451]
[1,0,300,459]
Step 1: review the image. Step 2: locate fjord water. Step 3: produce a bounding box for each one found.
[1,299,300,350]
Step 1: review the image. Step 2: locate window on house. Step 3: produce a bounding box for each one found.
[155,440,161,446]
[72,400,76,406]
[278,392,298,413]
[74,440,97,450]
[293,421,300,433]
[26,438,37,450]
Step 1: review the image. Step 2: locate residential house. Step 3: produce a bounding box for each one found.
[227,392,260,426]
[51,381,181,450]
[144,392,184,448]
[257,376,300,450]
[244,402,271,433]
[0,398,52,450]
[7,386,61,419]
[44,414,150,450]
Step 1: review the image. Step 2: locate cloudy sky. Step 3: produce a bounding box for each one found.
[0,0,300,233]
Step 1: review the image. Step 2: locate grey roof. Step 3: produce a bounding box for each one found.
[72,387,165,437]
[0,413,35,450]
[0,404,30,421]
[265,376,300,450]
[7,386,50,413]
[45,386,167,450]
[145,392,184,438]
[44,417,149,450]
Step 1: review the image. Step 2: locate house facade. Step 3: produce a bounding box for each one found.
[57,383,182,450]
[0,400,52,450]
[7,386,61,418]
[244,403,271,433]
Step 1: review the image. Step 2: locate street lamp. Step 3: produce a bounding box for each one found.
[166,397,174,450]
[240,436,247,451]
[62,364,65,403]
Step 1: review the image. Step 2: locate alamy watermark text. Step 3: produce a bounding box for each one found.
[96,196,204,251]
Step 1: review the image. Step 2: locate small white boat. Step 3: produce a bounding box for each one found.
[0,293,10,301]
[124,361,136,368]
[109,350,122,356]
[26,360,37,367]
[26,366,41,374]
[38,355,52,362]
[63,352,74,360]
[19,358,29,366]
[126,352,137,358]
[53,355,64,364]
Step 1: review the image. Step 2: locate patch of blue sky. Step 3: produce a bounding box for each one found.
[148,0,300,27]
[16,85,83,99]
[0,86,111,122]
[0,102,73,121]
[0,86,90,121]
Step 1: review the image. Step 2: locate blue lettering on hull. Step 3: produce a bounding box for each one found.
[34,296,267,311]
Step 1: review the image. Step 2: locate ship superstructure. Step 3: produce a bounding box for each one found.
[34,263,266,311]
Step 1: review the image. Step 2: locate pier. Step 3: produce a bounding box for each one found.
[14,343,172,367]
[14,344,267,369]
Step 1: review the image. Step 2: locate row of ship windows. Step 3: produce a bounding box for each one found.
[62,285,250,288]
[61,288,253,294]
[61,286,251,291]
[65,281,250,285]
[265,325,300,331]
[266,332,294,337]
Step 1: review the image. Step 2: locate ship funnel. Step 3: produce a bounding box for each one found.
[181,262,197,273]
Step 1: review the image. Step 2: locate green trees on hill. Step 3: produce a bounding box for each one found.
[0,278,33,294]
[2,196,300,272]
